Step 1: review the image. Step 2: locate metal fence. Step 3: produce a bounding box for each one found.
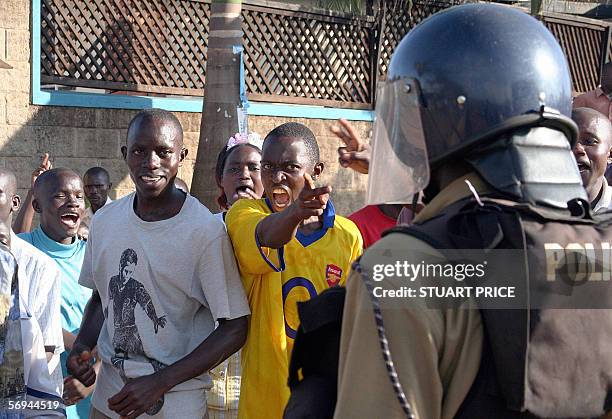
[39,0,611,109]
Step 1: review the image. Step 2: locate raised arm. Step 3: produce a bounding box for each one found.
[135,283,167,333]
[13,153,52,233]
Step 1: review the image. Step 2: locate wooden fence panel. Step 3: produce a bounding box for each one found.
[39,0,611,107]
[540,13,610,93]
[377,0,464,79]
[241,2,376,108]
[41,0,210,93]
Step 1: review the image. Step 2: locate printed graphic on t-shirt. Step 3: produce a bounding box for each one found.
[104,248,167,415]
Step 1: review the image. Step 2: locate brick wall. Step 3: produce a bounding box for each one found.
[0,0,33,200]
[0,0,371,218]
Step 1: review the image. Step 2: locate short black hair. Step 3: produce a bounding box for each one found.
[264,122,320,166]
[33,168,81,198]
[127,108,183,144]
[120,248,138,271]
[84,167,111,184]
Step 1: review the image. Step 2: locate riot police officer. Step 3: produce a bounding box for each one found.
[335,4,612,419]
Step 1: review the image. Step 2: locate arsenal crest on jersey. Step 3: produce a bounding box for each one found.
[326,264,343,287]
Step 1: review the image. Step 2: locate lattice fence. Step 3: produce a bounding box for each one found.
[242,3,376,108]
[377,0,465,78]
[41,0,210,96]
[39,0,612,107]
[40,0,459,108]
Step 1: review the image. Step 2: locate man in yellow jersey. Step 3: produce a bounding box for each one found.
[225,122,362,419]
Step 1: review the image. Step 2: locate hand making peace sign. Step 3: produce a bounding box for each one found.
[330,119,370,174]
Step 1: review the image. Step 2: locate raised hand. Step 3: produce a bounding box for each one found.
[31,153,52,187]
[330,119,370,174]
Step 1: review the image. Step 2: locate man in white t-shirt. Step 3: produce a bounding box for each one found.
[67,109,250,419]
[0,168,65,418]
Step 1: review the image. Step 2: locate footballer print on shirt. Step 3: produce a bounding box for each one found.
[105,248,168,415]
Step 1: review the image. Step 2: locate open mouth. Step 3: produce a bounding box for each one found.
[577,162,590,172]
[271,187,291,209]
[140,175,163,186]
[234,185,254,199]
[60,213,80,228]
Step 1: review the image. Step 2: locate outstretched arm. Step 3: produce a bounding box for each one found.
[135,284,166,333]
[107,316,248,419]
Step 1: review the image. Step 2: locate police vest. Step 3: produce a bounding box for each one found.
[386,196,612,418]
[284,287,345,419]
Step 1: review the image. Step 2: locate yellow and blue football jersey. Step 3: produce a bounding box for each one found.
[226,198,362,419]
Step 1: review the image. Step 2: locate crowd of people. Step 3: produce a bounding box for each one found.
[2,2,612,419]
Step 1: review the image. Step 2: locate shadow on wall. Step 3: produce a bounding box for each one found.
[0,103,207,227]
[0,106,368,227]
[326,143,369,217]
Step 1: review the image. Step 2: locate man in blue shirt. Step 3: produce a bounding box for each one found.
[18,167,96,419]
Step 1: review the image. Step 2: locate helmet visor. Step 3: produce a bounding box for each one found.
[367,77,430,205]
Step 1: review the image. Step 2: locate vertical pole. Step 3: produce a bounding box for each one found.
[191,0,244,209]
[599,25,611,86]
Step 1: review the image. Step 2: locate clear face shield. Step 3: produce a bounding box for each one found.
[366,77,430,205]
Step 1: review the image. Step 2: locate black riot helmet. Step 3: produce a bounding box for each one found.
[367,3,578,205]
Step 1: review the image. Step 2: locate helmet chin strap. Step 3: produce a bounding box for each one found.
[466,126,587,209]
